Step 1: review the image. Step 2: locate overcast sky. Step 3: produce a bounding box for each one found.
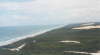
[0,0,100,26]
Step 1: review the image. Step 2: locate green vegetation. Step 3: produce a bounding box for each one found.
[1,23,100,55]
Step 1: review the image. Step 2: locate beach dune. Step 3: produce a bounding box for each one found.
[0,22,100,55]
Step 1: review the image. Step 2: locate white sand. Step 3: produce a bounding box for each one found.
[59,40,80,43]
[72,25,100,30]
[64,51,89,54]
[91,53,100,55]
[64,51,100,55]
[0,24,66,46]
[9,44,26,51]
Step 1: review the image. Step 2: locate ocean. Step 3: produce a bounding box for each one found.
[0,25,57,43]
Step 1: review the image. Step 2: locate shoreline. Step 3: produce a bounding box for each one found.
[0,24,67,46]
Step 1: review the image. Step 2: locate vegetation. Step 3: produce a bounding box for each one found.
[1,23,100,55]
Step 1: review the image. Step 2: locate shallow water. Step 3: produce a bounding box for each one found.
[0,25,56,42]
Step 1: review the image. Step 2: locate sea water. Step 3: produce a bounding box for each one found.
[0,25,57,42]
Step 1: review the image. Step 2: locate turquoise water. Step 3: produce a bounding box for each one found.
[0,25,57,42]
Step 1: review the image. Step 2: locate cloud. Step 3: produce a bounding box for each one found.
[0,0,100,26]
[0,0,33,2]
[48,0,100,23]
[0,0,47,11]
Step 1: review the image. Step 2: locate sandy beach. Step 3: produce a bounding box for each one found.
[0,24,66,46]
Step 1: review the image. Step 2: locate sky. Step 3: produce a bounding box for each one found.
[0,0,100,26]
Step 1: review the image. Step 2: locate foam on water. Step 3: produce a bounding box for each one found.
[0,25,66,46]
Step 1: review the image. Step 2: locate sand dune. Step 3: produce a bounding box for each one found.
[59,40,80,43]
[8,44,26,51]
[64,51,100,55]
[72,25,100,30]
